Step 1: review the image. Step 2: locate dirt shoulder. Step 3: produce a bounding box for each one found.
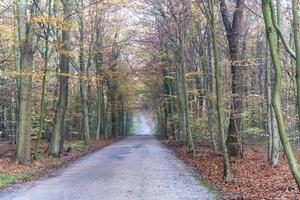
[0,139,118,189]
[164,141,300,199]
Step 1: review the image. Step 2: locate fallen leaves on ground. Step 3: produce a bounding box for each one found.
[0,139,116,188]
[167,143,300,200]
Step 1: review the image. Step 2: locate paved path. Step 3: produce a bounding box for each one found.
[0,115,216,200]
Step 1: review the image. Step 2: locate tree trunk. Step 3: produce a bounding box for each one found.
[219,0,244,157]
[48,0,71,156]
[13,0,21,147]
[34,0,52,159]
[96,81,104,140]
[16,0,34,165]
[262,0,300,190]
[94,26,105,140]
[208,0,233,182]
[203,32,217,152]
[293,0,300,132]
[266,48,280,166]
[175,15,194,152]
[78,0,90,146]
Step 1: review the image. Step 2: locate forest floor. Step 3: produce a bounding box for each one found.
[166,142,300,199]
[0,138,116,189]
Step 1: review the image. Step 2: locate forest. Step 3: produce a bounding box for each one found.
[1,0,300,199]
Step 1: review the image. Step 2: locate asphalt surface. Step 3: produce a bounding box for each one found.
[0,116,216,200]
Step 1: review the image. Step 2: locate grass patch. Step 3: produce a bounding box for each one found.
[0,171,37,188]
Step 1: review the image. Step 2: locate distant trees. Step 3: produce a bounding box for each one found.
[0,0,134,163]
[139,0,300,187]
[144,0,195,151]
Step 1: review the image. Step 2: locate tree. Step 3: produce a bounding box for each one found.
[262,0,300,190]
[293,0,300,127]
[176,4,195,153]
[77,0,91,146]
[219,0,244,157]
[94,16,105,140]
[16,0,34,164]
[266,0,280,166]
[49,0,71,156]
[207,0,232,182]
[266,49,280,166]
[34,0,53,160]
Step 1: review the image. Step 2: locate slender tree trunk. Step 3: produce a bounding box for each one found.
[34,0,52,159]
[175,59,186,144]
[203,33,217,152]
[266,48,280,166]
[262,0,300,190]
[293,0,300,130]
[110,91,118,138]
[208,0,232,182]
[167,78,176,140]
[176,18,194,152]
[109,34,120,139]
[78,0,90,146]
[95,76,103,140]
[100,85,106,137]
[11,96,16,145]
[94,26,105,140]
[13,1,21,147]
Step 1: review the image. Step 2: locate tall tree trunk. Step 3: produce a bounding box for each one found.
[208,0,232,182]
[220,0,244,157]
[262,0,300,190]
[175,14,194,152]
[265,32,280,165]
[167,78,176,140]
[48,0,71,156]
[13,0,21,147]
[94,25,105,140]
[203,32,217,152]
[34,0,53,159]
[100,84,106,137]
[78,0,90,146]
[110,88,118,138]
[16,0,34,165]
[293,0,300,131]
[175,59,185,144]
[266,50,280,165]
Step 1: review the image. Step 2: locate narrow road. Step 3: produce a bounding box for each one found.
[0,117,216,200]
